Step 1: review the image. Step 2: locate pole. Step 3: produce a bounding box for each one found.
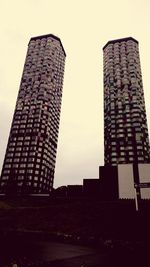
[134,186,139,212]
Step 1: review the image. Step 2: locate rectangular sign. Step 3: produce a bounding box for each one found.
[135,183,150,188]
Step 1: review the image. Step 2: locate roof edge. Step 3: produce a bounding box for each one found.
[103,37,138,50]
[29,34,66,56]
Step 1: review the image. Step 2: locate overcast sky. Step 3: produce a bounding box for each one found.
[0,0,150,188]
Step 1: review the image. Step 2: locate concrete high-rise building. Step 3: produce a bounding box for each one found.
[103,37,150,166]
[0,34,66,194]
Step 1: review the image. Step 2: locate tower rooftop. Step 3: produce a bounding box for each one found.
[29,34,66,56]
[103,37,138,50]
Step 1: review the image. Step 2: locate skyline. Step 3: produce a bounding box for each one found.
[1,0,150,188]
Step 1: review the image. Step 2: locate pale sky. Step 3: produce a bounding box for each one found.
[0,0,150,188]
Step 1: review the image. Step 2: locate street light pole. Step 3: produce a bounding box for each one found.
[134,185,139,211]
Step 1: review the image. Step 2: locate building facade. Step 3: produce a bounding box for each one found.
[103,37,150,166]
[0,34,66,194]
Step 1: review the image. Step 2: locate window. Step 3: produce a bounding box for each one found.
[18,137,24,141]
[16,147,22,151]
[13,164,19,168]
[35,164,40,169]
[8,148,15,152]
[138,156,144,160]
[136,133,142,141]
[112,152,117,156]
[1,176,9,180]
[28,163,34,168]
[19,170,25,174]
[14,158,20,162]
[20,164,26,168]
[27,170,33,174]
[5,164,11,168]
[22,152,28,156]
[6,158,13,163]
[3,170,10,174]
[15,153,21,157]
[17,142,22,146]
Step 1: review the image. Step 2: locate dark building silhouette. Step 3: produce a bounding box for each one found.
[83,179,101,198]
[83,168,119,200]
[53,185,83,198]
[0,34,66,194]
[99,166,119,200]
[67,185,83,197]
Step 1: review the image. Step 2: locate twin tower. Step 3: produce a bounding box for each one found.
[0,34,150,196]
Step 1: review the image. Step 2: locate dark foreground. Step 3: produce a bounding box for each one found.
[0,198,150,266]
[0,234,150,267]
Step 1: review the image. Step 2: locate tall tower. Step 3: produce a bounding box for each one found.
[0,34,66,194]
[103,37,150,166]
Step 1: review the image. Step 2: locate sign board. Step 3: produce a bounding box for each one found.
[135,183,150,188]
